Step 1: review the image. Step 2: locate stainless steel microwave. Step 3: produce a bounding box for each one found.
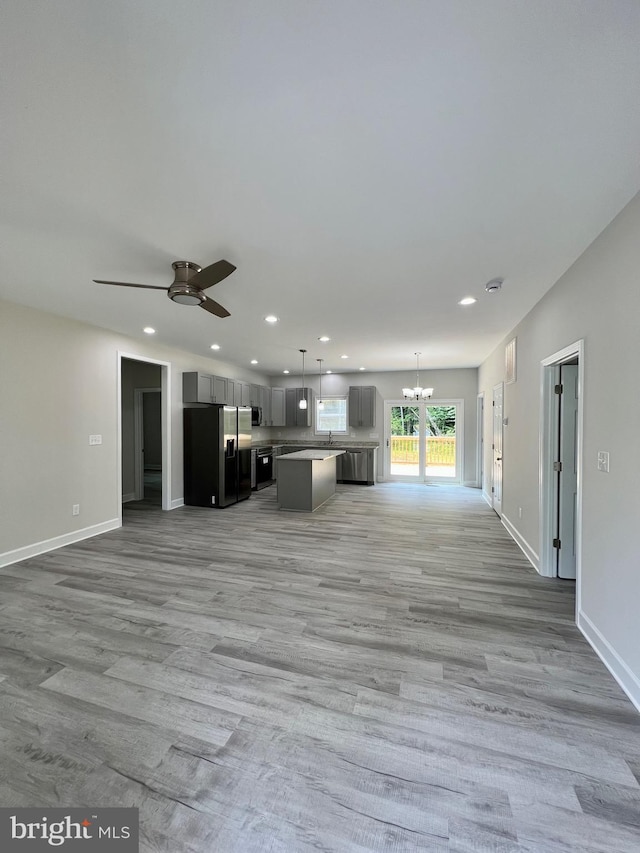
[251,407,262,426]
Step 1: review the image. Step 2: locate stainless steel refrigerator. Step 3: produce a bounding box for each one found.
[183,406,252,507]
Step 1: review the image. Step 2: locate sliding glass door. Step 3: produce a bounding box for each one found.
[385,400,462,483]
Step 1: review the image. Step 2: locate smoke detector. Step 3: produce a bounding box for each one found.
[485,277,504,293]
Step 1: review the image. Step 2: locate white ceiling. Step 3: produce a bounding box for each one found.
[3,1,640,375]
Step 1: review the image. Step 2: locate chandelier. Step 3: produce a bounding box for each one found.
[402,352,434,400]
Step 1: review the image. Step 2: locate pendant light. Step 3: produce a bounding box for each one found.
[299,349,307,409]
[402,352,434,400]
[317,358,324,410]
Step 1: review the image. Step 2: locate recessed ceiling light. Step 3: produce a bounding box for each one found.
[458,297,477,306]
[359,367,366,371]
[143,327,156,335]
[340,354,349,359]
[210,344,220,350]
[250,359,258,365]
[264,315,279,324]
[326,370,332,374]
[318,336,330,342]
[283,369,290,374]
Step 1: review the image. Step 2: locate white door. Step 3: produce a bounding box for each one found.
[492,383,503,516]
[556,364,578,579]
[477,393,484,489]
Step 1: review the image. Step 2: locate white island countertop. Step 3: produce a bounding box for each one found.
[279,449,345,461]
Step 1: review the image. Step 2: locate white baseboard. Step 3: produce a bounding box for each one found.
[170,498,185,510]
[122,492,136,503]
[501,513,539,571]
[578,610,640,714]
[482,489,492,507]
[0,518,121,569]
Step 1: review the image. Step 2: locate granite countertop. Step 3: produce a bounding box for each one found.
[277,449,346,461]
[252,441,379,449]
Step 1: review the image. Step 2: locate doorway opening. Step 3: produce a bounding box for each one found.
[384,400,463,483]
[118,353,172,518]
[135,388,162,505]
[539,341,584,605]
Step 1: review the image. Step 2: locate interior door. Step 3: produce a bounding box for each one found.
[492,383,503,516]
[556,364,578,579]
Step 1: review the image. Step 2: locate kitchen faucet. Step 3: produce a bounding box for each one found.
[328,431,333,445]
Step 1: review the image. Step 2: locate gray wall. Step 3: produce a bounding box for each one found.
[478,191,640,708]
[268,368,479,483]
[0,299,270,560]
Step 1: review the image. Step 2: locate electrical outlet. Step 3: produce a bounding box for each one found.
[597,451,610,472]
[89,434,102,445]
[72,504,80,516]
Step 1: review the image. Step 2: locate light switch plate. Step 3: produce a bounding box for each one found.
[89,434,102,445]
[597,451,609,472]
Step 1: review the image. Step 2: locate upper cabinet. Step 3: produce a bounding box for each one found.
[233,381,251,407]
[183,371,214,404]
[270,387,285,426]
[249,384,261,407]
[285,387,314,427]
[212,375,231,404]
[183,372,235,405]
[349,385,376,428]
[259,385,271,425]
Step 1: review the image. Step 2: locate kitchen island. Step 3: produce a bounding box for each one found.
[276,449,345,512]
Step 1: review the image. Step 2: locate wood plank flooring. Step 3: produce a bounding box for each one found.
[1,483,639,852]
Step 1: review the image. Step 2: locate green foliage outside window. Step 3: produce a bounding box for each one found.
[391,405,456,436]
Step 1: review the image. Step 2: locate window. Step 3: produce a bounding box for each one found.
[315,396,348,434]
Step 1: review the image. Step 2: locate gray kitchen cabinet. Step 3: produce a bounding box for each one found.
[270,387,286,426]
[259,385,271,425]
[285,387,314,427]
[349,385,376,428]
[249,384,261,407]
[183,371,214,404]
[212,375,231,404]
[228,379,240,405]
[229,380,249,407]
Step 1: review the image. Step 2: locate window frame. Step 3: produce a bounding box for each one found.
[314,394,349,436]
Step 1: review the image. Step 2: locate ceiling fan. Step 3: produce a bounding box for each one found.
[93,259,236,317]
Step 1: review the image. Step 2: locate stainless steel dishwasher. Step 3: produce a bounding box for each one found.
[337,449,375,485]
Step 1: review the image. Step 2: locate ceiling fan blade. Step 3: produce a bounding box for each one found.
[200,295,231,318]
[93,280,168,291]
[193,259,236,290]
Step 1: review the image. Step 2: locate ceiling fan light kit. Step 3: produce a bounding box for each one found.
[93,258,236,318]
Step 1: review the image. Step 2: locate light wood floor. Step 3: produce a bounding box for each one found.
[1,484,639,852]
